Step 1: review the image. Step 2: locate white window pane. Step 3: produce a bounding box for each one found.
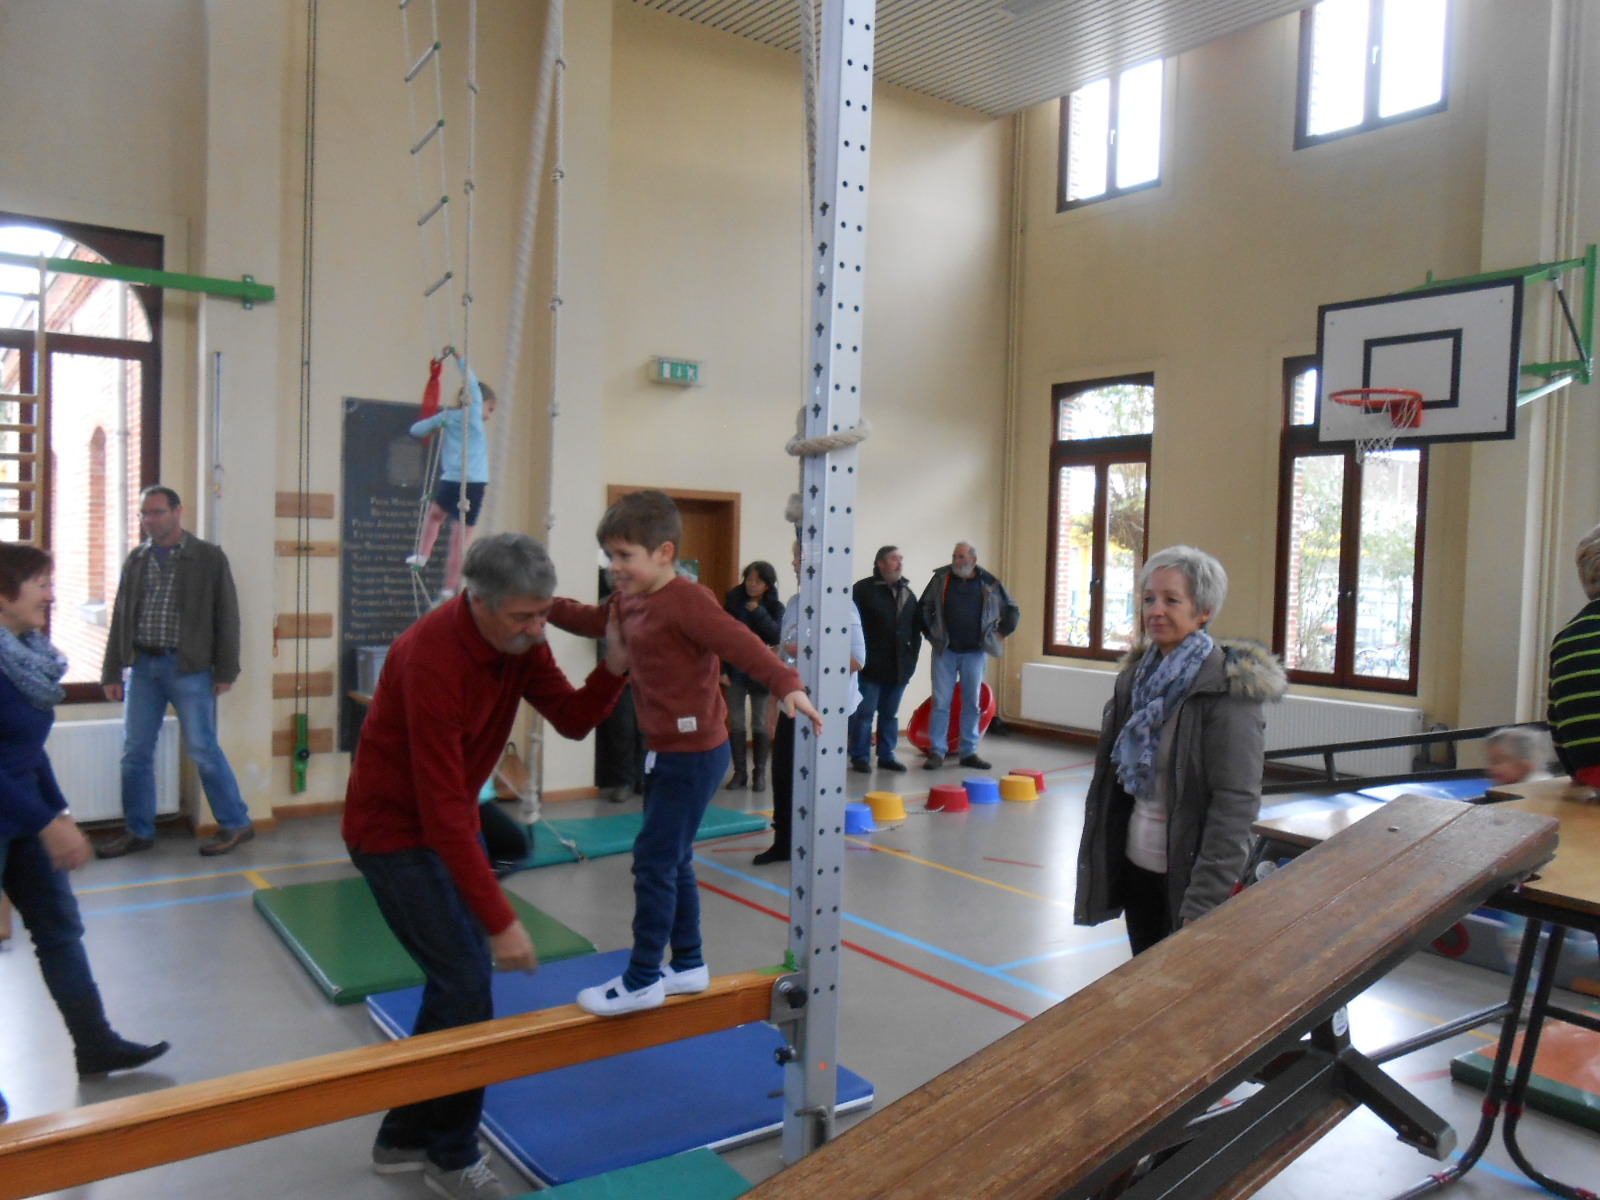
[1058,383,1155,439]
[1354,449,1419,679]
[1100,462,1147,652]
[1379,0,1446,118]
[1290,367,1319,425]
[1308,0,1369,136]
[1054,465,1097,648]
[1285,454,1345,672]
[1066,77,1110,202]
[1115,61,1162,189]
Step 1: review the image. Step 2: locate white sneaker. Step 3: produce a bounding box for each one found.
[576,974,666,1016]
[405,554,428,569]
[661,963,710,996]
[423,1157,509,1200]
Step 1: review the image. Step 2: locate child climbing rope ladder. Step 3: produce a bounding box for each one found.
[407,354,496,599]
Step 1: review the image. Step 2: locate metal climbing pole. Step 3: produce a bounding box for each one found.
[783,0,877,1164]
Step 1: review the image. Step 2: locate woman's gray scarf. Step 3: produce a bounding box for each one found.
[0,625,67,709]
[1111,630,1214,799]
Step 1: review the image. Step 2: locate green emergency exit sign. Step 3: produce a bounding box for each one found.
[651,356,701,386]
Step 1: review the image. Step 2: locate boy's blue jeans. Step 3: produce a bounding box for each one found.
[628,742,731,986]
[120,654,250,839]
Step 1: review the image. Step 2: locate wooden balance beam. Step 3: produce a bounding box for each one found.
[0,968,790,1199]
[745,794,1558,1200]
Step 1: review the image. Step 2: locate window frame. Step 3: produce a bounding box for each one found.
[1272,356,1427,694]
[0,213,163,702]
[1056,61,1165,213]
[1294,0,1452,150]
[1046,373,1154,661]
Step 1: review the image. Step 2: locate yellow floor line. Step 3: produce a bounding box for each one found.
[75,857,349,896]
[243,870,273,890]
[1358,994,1497,1043]
[845,837,1073,910]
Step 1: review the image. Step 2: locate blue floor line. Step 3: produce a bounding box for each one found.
[1444,1151,1547,1192]
[79,888,258,917]
[995,939,1127,970]
[695,854,1066,1004]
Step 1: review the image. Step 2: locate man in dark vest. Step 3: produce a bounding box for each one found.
[849,546,920,774]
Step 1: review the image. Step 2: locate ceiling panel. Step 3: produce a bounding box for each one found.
[631,0,1309,117]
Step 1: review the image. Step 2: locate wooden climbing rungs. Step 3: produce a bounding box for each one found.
[275,491,335,519]
[274,613,333,639]
[274,540,339,558]
[271,726,333,756]
[743,796,1558,1200]
[272,671,333,699]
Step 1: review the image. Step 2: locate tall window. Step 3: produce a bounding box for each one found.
[1048,376,1153,658]
[0,215,162,698]
[1297,0,1450,147]
[1274,359,1425,692]
[1058,60,1164,211]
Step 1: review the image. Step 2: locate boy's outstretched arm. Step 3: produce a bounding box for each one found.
[781,689,824,736]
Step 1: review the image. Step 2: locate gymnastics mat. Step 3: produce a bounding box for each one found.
[1358,775,1489,803]
[367,950,875,1187]
[523,804,768,868]
[1450,1016,1600,1133]
[254,876,596,1005]
[520,1148,749,1199]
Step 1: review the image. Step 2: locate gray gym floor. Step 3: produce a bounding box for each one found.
[1,731,1594,1197]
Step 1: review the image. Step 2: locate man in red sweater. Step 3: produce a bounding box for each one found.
[344,533,627,1200]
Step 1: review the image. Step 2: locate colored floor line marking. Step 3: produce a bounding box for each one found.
[983,856,1044,868]
[1360,995,1497,1044]
[697,879,1033,1023]
[843,838,1072,910]
[994,940,1127,970]
[75,856,350,895]
[696,854,1064,1005]
[1395,1068,1453,1084]
[81,889,258,917]
[243,870,272,890]
[1444,1151,1549,1192]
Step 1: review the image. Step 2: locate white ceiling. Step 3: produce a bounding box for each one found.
[631,0,1310,117]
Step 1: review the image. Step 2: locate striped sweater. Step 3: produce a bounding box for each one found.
[1548,597,1600,775]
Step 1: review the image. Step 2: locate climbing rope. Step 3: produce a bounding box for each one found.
[786,406,872,526]
[294,0,319,764]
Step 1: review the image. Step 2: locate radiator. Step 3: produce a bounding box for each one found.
[1020,662,1423,778]
[45,716,180,823]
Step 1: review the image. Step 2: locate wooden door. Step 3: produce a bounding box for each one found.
[604,485,740,596]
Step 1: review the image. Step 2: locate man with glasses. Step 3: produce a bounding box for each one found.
[96,486,253,858]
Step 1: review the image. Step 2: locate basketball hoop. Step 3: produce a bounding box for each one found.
[1329,388,1423,462]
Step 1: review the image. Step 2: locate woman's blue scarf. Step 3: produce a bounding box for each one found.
[1111,630,1214,800]
[0,625,67,709]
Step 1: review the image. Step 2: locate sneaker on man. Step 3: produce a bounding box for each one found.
[371,1143,430,1175]
[423,1156,510,1200]
[576,974,665,1016]
[878,758,907,773]
[94,832,155,859]
[661,962,710,996]
[959,754,992,770]
[199,824,254,857]
[849,759,872,774]
[923,754,945,770]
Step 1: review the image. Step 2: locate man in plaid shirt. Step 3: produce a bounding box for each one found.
[97,486,252,858]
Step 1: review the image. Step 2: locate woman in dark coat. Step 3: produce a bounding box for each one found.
[0,544,168,1119]
[1075,545,1286,955]
[721,561,784,791]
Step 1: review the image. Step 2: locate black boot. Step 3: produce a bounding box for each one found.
[59,988,170,1079]
[725,739,748,790]
[751,733,771,793]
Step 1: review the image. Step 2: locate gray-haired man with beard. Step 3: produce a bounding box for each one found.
[917,541,1019,771]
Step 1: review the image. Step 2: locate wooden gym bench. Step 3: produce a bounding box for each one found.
[0,968,794,1199]
[744,794,1558,1200]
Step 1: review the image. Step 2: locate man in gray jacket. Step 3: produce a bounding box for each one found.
[96,486,253,858]
[917,542,1019,770]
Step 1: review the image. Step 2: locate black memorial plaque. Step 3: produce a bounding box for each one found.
[340,398,442,750]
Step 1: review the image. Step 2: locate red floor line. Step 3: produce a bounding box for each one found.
[697,880,1033,1024]
[983,856,1044,868]
[1396,1068,1452,1085]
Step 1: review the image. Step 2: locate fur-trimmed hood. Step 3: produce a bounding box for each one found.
[1116,637,1288,705]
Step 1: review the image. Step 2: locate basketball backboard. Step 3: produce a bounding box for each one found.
[1316,276,1523,448]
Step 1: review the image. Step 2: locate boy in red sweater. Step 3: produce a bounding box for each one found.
[553,491,823,1015]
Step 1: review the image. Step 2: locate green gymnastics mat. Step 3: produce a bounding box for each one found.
[511,1148,749,1199]
[253,876,596,1005]
[523,804,768,868]
[1449,1014,1600,1133]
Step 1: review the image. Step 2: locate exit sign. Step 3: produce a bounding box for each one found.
[651,357,701,387]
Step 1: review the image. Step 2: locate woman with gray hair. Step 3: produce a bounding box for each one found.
[1548,523,1600,794]
[1076,545,1287,955]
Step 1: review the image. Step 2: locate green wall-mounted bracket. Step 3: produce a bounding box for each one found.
[0,250,276,308]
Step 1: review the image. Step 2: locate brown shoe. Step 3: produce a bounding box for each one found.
[95,833,155,859]
[199,825,255,857]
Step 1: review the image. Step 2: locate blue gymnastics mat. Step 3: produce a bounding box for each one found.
[367,950,875,1188]
[1357,775,1489,803]
[1257,792,1375,821]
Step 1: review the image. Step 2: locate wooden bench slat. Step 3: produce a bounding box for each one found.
[0,970,781,1200]
[745,796,1555,1199]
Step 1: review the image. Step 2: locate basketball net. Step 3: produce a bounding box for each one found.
[1330,388,1423,464]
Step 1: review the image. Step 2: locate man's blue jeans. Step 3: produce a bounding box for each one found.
[848,679,908,763]
[352,846,492,1171]
[629,741,730,986]
[1,832,97,1017]
[120,654,250,839]
[928,648,987,758]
